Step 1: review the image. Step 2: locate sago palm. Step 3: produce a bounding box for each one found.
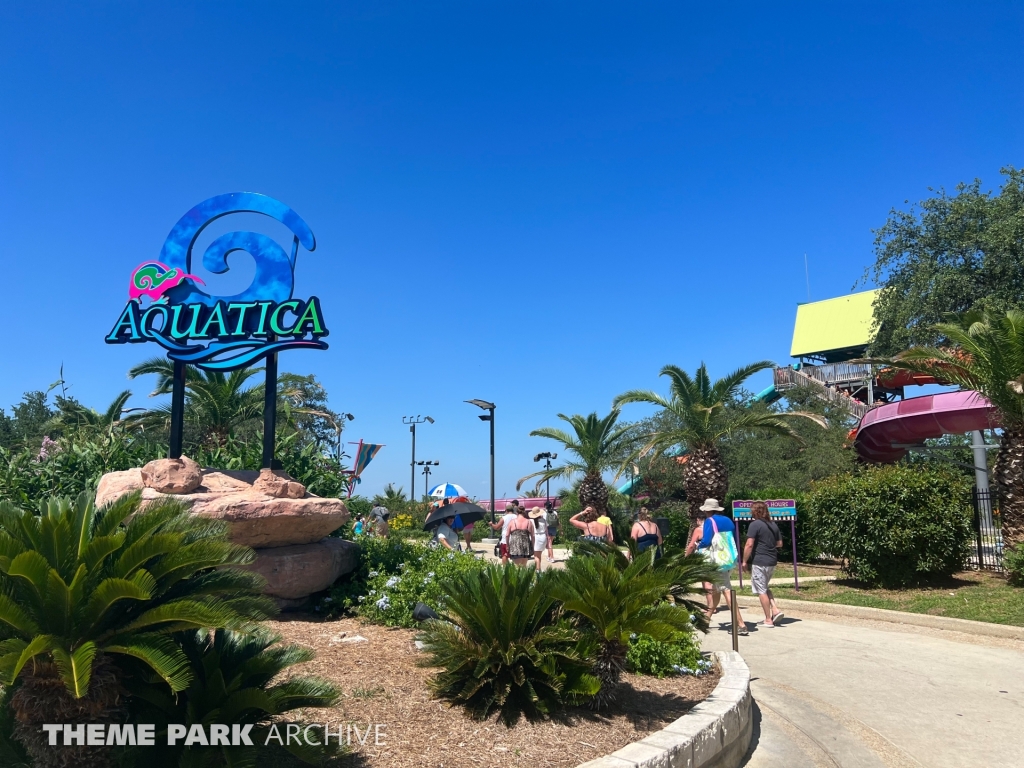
[517,410,630,516]
[123,628,340,767]
[0,491,272,768]
[418,563,600,725]
[614,362,824,516]
[549,543,713,708]
[886,310,1024,546]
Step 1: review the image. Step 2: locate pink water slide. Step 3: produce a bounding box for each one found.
[854,390,999,463]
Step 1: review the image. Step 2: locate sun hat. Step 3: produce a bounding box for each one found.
[528,507,545,519]
[699,498,724,512]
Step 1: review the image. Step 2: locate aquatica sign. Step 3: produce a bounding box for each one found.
[106,193,328,371]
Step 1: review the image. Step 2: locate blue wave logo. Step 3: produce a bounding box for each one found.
[106,193,330,371]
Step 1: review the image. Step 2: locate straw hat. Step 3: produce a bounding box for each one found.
[528,507,545,519]
[699,498,724,512]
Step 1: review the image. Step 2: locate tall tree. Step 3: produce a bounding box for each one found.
[866,166,1024,355]
[45,390,135,434]
[614,362,824,517]
[517,410,631,516]
[886,310,1024,547]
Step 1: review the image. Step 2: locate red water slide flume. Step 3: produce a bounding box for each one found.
[853,390,999,463]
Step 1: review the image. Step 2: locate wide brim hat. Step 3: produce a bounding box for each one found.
[699,498,725,512]
[528,507,545,519]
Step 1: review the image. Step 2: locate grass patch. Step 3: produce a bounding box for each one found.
[771,571,1024,626]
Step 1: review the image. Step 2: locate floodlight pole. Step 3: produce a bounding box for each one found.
[403,415,433,500]
[168,361,186,459]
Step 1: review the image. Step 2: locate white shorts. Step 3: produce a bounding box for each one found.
[534,534,547,552]
[705,573,732,591]
[751,565,775,594]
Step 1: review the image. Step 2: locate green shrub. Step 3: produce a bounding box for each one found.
[320,538,487,627]
[626,632,710,678]
[122,629,340,767]
[1006,545,1024,587]
[0,491,272,768]
[418,563,599,725]
[805,465,973,587]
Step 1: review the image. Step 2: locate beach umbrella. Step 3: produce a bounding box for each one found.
[429,482,467,499]
[423,501,487,530]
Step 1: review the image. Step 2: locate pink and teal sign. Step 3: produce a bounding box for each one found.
[106,192,330,371]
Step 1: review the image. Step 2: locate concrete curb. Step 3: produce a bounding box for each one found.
[736,594,1024,641]
[577,651,752,768]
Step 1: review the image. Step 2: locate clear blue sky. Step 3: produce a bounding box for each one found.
[2,2,1022,499]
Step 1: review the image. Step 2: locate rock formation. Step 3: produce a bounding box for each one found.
[96,458,355,608]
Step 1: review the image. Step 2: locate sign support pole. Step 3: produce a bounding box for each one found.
[791,520,800,592]
[262,341,278,469]
[168,360,186,459]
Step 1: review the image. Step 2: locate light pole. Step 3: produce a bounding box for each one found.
[417,460,439,498]
[466,399,496,523]
[402,415,434,499]
[533,452,557,510]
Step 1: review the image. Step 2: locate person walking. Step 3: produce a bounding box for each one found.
[742,501,785,627]
[570,506,613,544]
[370,504,390,538]
[630,506,662,558]
[686,499,748,634]
[545,501,558,561]
[489,502,518,564]
[507,506,535,566]
[529,507,548,570]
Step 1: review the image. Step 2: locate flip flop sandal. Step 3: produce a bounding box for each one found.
[772,612,785,623]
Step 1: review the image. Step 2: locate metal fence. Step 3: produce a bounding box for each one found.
[969,488,1003,572]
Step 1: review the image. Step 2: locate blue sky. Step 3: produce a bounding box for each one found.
[2,2,1022,499]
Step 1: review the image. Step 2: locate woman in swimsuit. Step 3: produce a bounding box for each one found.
[630,506,663,559]
[570,507,613,545]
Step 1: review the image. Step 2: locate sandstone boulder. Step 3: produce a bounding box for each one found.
[94,467,348,548]
[241,538,359,600]
[140,456,203,494]
[252,468,306,499]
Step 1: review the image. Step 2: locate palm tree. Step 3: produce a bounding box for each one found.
[517,410,630,516]
[46,390,136,434]
[0,491,271,768]
[614,362,823,517]
[885,310,1024,547]
[127,357,266,445]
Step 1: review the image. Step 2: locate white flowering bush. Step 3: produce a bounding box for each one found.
[626,632,710,678]
[321,537,486,627]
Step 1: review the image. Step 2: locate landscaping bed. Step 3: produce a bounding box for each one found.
[770,571,1024,626]
[271,616,720,768]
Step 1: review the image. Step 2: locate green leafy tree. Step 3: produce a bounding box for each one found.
[45,390,136,435]
[123,628,340,767]
[0,492,271,768]
[865,167,1024,355]
[517,410,631,516]
[614,362,824,518]
[418,563,599,725]
[549,542,716,708]
[884,310,1024,547]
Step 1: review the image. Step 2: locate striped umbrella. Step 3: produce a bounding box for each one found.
[428,482,467,499]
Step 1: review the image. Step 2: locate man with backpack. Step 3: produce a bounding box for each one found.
[686,498,749,634]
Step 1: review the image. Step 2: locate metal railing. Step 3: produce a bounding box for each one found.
[773,367,871,419]
[799,362,874,386]
[970,488,1003,572]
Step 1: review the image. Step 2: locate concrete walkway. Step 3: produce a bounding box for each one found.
[702,607,1024,767]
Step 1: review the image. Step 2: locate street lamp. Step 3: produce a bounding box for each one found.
[417,460,439,498]
[533,452,558,510]
[465,399,496,522]
[402,415,434,499]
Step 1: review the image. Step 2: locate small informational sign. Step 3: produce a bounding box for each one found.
[731,499,797,521]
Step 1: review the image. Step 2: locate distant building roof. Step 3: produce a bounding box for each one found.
[790,289,879,359]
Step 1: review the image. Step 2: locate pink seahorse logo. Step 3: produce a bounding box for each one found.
[129,261,205,302]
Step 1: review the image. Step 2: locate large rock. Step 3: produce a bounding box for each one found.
[140,456,203,494]
[94,467,349,548]
[252,468,306,499]
[242,538,359,600]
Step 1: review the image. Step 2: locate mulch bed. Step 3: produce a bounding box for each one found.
[270,615,720,768]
